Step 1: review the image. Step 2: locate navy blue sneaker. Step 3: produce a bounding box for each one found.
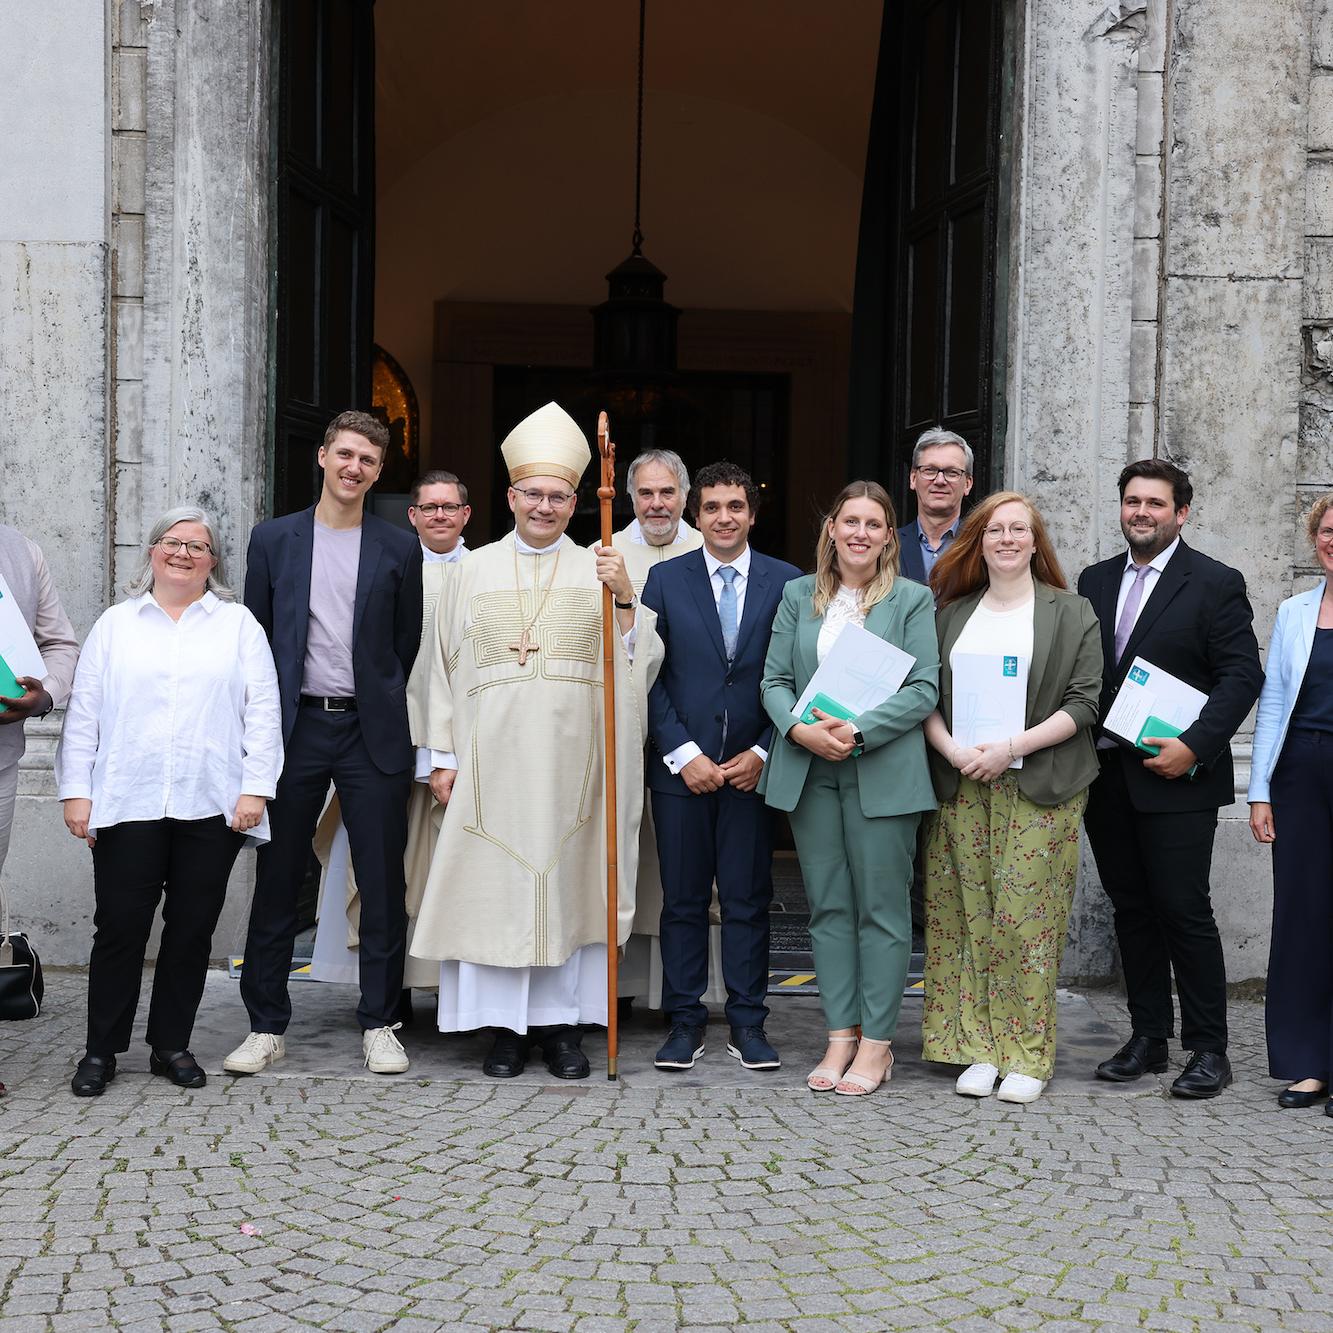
[655,1023,706,1070]
[727,1026,781,1070]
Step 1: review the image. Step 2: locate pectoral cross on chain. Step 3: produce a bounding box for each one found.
[509,625,540,665]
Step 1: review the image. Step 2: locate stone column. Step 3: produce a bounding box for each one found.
[1157,0,1309,980]
[1004,0,1144,979]
[0,1,110,961]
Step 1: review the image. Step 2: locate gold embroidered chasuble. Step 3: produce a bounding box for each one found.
[406,532,662,969]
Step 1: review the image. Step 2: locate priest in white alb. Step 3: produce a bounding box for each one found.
[406,402,662,1079]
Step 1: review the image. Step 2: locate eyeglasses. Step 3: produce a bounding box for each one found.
[1318,526,1333,542]
[512,487,576,508]
[155,537,213,558]
[915,466,969,483]
[414,502,465,517]
[983,523,1031,540]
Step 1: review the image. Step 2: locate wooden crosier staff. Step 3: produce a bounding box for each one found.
[597,411,621,1080]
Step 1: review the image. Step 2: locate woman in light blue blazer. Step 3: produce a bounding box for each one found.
[1248,493,1333,1110]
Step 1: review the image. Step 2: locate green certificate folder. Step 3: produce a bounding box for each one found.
[0,652,20,711]
[1135,714,1198,777]
[799,692,864,756]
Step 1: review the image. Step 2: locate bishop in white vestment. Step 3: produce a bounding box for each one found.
[406,403,662,1078]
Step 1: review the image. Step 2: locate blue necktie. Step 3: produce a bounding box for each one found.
[718,566,739,659]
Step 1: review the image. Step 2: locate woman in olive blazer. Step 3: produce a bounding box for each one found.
[761,482,939,1097]
[920,492,1102,1105]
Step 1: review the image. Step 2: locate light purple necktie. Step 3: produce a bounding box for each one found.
[1114,564,1153,662]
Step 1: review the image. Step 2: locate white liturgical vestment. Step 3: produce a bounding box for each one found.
[406,530,662,1032]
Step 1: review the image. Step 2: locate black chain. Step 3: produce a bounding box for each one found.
[632,0,646,255]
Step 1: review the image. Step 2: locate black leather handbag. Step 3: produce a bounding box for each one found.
[0,885,43,1020]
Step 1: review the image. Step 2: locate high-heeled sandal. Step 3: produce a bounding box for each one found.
[834,1038,894,1096]
[807,1034,859,1092]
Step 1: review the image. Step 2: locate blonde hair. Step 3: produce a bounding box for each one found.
[811,481,899,617]
[1306,492,1333,545]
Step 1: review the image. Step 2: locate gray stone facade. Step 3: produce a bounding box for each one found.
[1,0,1328,977]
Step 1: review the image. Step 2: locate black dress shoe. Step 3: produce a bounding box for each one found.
[71,1054,116,1097]
[1278,1083,1328,1108]
[540,1027,590,1080]
[149,1049,206,1088]
[483,1028,528,1078]
[1170,1050,1232,1099]
[1095,1036,1169,1082]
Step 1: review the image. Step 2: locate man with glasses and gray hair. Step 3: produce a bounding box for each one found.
[896,427,975,586]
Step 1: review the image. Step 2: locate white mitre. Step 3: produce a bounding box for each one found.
[500,402,591,487]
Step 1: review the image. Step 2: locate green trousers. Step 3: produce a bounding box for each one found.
[787,756,921,1040]
[921,772,1087,1080]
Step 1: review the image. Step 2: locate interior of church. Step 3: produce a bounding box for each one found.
[369,0,880,557]
[274,0,1000,568]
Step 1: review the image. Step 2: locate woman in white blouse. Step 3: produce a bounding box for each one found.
[57,507,282,1097]
[920,492,1102,1104]
[760,481,940,1096]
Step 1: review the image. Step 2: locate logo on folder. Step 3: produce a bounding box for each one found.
[1002,656,1018,677]
[1128,665,1150,686]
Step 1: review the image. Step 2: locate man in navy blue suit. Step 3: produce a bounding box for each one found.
[225,410,423,1078]
[641,462,802,1071]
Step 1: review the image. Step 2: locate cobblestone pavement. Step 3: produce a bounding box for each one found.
[2,972,1333,1332]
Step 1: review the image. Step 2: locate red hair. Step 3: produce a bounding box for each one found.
[929,491,1067,609]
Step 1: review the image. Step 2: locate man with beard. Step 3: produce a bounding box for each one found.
[1078,459,1262,1099]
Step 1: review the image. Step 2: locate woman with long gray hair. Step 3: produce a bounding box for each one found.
[56,507,282,1096]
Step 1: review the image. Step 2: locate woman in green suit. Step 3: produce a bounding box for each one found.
[760,481,940,1096]
[921,491,1102,1104]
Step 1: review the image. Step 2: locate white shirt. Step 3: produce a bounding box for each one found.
[624,518,696,547]
[817,585,866,664]
[421,539,467,564]
[1114,536,1180,635]
[662,544,768,775]
[56,592,283,842]
[950,596,1036,665]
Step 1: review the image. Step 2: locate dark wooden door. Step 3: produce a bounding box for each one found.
[850,0,1004,515]
[271,0,376,516]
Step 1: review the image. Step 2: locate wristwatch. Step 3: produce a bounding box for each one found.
[852,727,866,750]
[614,594,638,610]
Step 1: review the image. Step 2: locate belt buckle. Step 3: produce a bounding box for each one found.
[323,696,346,712]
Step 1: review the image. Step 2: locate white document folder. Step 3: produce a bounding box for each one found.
[951,651,1029,769]
[791,623,916,721]
[0,572,46,680]
[1102,655,1208,749]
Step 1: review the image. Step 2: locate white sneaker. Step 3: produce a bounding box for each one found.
[223,1032,285,1075]
[363,1023,409,1074]
[996,1072,1047,1103]
[955,1062,1000,1097]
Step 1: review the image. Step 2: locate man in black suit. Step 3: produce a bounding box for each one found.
[641,463,801,1072]
[225,410,423,1077]
[1078,459,1262,1098]
[895,426,975,586]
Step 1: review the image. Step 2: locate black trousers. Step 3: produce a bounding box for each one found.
[87,815,243,1056]
[241,706,410,1034]
[1084,749,1227,1052]
[1266,728,1333,1080]
[652,785,773,1030]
